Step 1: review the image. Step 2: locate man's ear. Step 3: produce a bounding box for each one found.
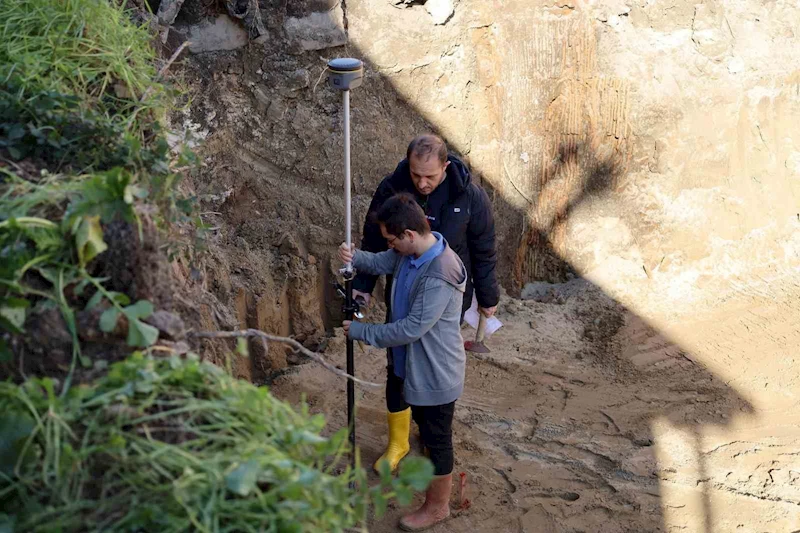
[443,160,451,171]
[404,229,415,241]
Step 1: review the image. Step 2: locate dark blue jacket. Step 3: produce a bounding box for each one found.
[353,155,499,315]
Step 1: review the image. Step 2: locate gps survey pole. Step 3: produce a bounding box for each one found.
[328,58,364,471]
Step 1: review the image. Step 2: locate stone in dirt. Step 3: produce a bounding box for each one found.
[156,0,186,25]
[144,311,187,341]
[425,0,454,25]
[251,85,271,113]
[392,0,454,25]
[691,2,732,60]
[185,15,249,54]
[224,0,268,41]
[283,6,346,52]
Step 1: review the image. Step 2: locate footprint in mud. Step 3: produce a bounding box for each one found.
[461,358,538,415]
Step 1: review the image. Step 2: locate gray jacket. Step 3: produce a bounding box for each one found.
[348,239,467,406]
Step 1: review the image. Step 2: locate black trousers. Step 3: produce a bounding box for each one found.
[386,365,456,476]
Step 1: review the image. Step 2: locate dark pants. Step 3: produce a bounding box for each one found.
[386,365,456,476]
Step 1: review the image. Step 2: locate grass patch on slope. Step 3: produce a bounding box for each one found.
[0,0,196,378]
[0,354,431,532]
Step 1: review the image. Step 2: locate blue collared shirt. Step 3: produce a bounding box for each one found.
[391,232,446,379]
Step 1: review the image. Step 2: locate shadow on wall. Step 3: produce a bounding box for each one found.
[511,139,627,287]
[346,59,755,533]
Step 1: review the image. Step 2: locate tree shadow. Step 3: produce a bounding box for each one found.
[455,132,752,533]
[510,139,626,286]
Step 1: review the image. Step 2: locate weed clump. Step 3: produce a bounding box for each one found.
[0,0,198,378]
[0,354,432,532]
[0,0,170,173]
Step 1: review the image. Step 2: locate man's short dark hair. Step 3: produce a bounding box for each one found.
[376,193,430,237]
[406,134,448,164]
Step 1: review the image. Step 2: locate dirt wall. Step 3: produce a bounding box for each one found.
[167,0,800,529]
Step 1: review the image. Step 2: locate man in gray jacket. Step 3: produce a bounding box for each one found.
[340,193,466,531]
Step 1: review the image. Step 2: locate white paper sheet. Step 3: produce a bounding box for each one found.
[463,294,503,337]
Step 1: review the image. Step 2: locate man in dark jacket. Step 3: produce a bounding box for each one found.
[352,133,499,474]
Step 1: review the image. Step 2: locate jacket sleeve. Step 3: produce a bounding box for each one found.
[352,179,394,294]
[352,249,400,276]
[348,277,452,348]
[467,184,500,308]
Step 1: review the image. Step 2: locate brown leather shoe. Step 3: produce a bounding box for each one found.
[399,474,452,531]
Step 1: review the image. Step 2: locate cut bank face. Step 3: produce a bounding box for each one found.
[409,155,449,196]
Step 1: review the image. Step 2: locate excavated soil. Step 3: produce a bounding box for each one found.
[270,278,799,533]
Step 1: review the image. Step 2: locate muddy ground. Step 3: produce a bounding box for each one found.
[269,277,799,533]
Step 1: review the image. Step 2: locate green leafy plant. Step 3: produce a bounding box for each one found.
[0,85,130,172]
[0,170,161,378]
[0,0,203,380]
[0,353,434,532]
[98,298,159,348]
[0,0,162,115]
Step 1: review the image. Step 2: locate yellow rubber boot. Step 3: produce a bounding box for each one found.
[373,408,411,474]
